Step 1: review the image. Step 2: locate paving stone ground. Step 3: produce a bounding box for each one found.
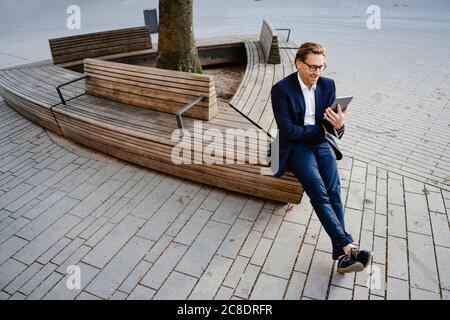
[0,0,449,300]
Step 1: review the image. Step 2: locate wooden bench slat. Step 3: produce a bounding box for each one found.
[85,58,213,83]
[84,59,218,121]
[55,101,276,171]
[61,96,267,158]
[1,67,84,107]
[54,112,301,201]
[58,48,157,69]
[259,20,281,64]
[229,41,255,108]
[241,41,267,116]
[0,73,56,107]
[15,67,84,97]
[49,26,152,65]
[234,42,262,114]
[49,26,151,45]
[49,29,151,49]
[0,86,63,135]
[85,76,214,104]
[51,35,151,57]
[85,83,212,120]
[53,42,153,64]
[83,65,213,95]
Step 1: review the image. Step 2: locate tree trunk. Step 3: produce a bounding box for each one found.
[157,0,202,73]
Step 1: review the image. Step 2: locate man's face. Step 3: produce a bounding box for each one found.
[296,53,325,87]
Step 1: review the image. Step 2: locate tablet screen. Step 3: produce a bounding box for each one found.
[331,96,353,112]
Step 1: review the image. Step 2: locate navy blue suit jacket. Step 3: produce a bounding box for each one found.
[270,72,344,177]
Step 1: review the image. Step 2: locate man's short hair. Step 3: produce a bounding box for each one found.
[295,42,327,63]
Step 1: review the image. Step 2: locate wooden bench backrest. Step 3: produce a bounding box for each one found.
[49,27,152,65]
[83,58,218,121]
[259,20,281,64]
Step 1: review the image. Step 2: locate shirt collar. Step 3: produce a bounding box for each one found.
[297,72,317,92]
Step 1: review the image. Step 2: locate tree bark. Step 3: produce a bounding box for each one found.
[157,0,202,73]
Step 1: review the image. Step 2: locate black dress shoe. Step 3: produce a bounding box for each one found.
[349,247,373,268]
[336,254,364,274]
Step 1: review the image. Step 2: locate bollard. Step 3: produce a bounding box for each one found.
[143,8,158,33]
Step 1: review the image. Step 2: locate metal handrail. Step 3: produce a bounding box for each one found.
[56,75,87,105]
[275,28,291,42]
[175,96,204,137]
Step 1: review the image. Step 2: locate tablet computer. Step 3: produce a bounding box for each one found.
[330,96,353,112]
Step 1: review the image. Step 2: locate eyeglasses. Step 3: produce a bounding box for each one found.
[302,60,327,72]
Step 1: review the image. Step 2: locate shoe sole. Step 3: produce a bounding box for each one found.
[336,262,364,274]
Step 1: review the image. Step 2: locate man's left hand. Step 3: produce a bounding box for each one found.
[324,104,347,130]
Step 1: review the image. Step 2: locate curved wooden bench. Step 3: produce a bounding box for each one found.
[230,37,297,133]
[0,66,85,135]
[49,26,155,69]
[83,58,218,121]
[0,61,302,203]
[53,94,301,203]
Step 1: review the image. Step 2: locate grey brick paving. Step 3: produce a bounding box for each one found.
[239,230,262,258]
[211,193,247,225]
[302,251,333,300]
[82,215,145,268]
[262,222,305,279]
[43,263,99,300]
[408,232,440,292]
[84,236,152,299]
[1,0,449,300]
[234,264,260,299]
[55,245,91,274]
[435,245,450,291]
[215,286,233,300]
[118,260,152,294]
[175,220,230,277]
[294,243,315,274]
[411,287,441,300]
[0,236,28,265]
[285,271,307,300]
[153,271,197,300]
[217,219,253,259]
[37,237,71,265]
[223,255,249,289]
[387,277,410,300]
[189,255,233,299]
[250,237,272,267]
[3,262,43,295]
[405,192,433,235]
[174,209,212,245]
[14,214,81,265]
[328,286,353,300]
[110,290,129,300]
[0,259,27,289]
[18,263,57,296]
[127,285,155,300]
[27,271,64,300]
[16,197,79,241]
[141,242,188,289]
[250,273,288,300]
[143,235,170,263]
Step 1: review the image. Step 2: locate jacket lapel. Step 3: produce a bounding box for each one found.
[290,72,306,123]
[314,81,322,124]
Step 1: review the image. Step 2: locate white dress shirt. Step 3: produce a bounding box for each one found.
[297,72,344,138]
[297,72,316,125]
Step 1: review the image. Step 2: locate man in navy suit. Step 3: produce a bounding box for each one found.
[271,42,372,273]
